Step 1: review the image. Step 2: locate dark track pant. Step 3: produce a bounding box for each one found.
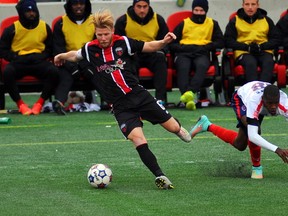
[175,55,210,94]
[237,52,274,83]
[3,61,59,102]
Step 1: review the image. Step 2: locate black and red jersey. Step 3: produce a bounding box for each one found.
[80,34,145,104]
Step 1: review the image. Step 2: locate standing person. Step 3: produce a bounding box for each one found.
[52,0,99,115]
[114,0,168,105]
[190,81,288,179]
[224,0,280,83]
[276,9,288,65]
[169,0,224,110]
[54,9,192,189]
[0,0,59,115]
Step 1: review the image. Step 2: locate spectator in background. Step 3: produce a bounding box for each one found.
[169,0,224,110]
[52,0,99,115]
[114,0,169,105]
[224,0,280,84]
[0,0,59,115]
[276,9,288,65]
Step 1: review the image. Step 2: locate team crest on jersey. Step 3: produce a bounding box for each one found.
[115,47,123,56]
[241,105,246,112]
[112,58,126,70]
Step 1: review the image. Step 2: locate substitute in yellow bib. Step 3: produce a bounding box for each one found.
[114,0,169,105]
[224,0,281,83]
[52,0,100,115]
[169,0,224,110]
[0,0,59,115]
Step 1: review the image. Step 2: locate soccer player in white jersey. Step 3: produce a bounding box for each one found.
[190,81,288,179]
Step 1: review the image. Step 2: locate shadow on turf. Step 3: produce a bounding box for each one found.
[201,161,251,178]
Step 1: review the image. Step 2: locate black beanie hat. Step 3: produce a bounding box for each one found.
[192,0,209,13]
[133,0,150,6]
[16,0,38,13]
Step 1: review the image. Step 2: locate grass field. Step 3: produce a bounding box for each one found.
[0,90,288,216]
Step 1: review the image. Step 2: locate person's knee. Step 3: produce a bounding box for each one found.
[3,65,16,81]
[233,141,247,151]
[47,65,59,79]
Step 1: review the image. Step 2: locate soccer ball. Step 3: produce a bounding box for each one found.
[87,164,113,188]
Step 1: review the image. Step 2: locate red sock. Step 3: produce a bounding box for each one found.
[16,99,25,108]
[248,141,261,167]
[208,124,238,146]
[36,97,45,105]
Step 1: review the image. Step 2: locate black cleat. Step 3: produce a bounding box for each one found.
[52,100,66,115]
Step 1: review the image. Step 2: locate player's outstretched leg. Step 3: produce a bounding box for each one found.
[190,115,211,138]
[155,175,174,189]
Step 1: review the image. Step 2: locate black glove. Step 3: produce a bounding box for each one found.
[248,42,262,55]
[28,53,47,62]
[13,55,28,63]
[185,45,209,55]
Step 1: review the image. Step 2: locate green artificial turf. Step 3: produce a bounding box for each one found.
[0,90,288,216]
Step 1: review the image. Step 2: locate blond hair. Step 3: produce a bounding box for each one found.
[93,9,114,30]
[242,0,259,3]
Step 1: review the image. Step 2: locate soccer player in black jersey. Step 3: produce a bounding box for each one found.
[54,9,192,189]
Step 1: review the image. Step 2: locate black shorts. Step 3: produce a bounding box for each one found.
[112,87,172,138]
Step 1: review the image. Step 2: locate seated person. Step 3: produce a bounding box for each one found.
[224,0,280,84]
[0,0,59,115]
[169,0,224,110]
[276,9,288,65]
[52,0,99,115]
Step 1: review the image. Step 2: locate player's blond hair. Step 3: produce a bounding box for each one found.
[93,9,114,30]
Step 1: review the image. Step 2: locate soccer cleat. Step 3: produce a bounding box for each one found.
[31,103,42,115]
[176,126,191,142]
[180,91,194,103]
[52,100,66,115]
[155,175,174,189]
[186,101,196,110]
[189,115,211,138]
[19,103,32,115]
[251,166,263,179]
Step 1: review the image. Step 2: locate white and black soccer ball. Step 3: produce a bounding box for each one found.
[87,164,113,188]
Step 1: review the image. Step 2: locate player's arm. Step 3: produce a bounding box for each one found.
[142,32,176,52]
[54,50,83,66]
[247,124,288,163]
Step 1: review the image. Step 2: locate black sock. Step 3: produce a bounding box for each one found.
[136,144,164,177]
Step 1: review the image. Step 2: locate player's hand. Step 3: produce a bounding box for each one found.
[163,32,176,44]
[54,54,65,66]
[275,148,288,163]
